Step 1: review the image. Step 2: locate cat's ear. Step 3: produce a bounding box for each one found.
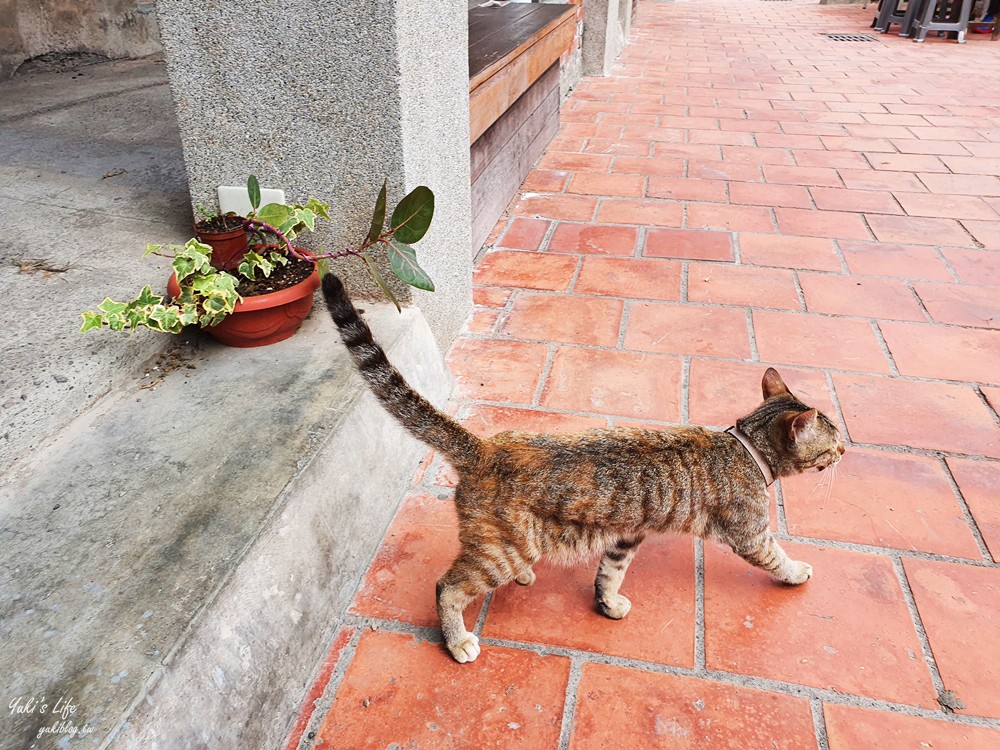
[789,409,818,442]
[762,367,791,400]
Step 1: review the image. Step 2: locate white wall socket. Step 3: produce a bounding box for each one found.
[217,184,286,215]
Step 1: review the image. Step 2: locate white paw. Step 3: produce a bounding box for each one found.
[785,561,813,585]
[448,633,481,663]
[599,594,632,620]
[515,569,536,586]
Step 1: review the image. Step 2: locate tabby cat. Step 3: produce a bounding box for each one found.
[323,274,845,663]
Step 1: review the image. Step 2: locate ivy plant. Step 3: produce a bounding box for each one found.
[81,177,437,335]
[80,240,288,334]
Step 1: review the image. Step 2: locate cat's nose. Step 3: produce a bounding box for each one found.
[837,444,846,455]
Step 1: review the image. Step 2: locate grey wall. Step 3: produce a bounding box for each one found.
[582,0,634,77]
[155,0,473,349]
[0,0,161,80]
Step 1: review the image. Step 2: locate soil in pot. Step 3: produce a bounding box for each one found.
[194,214,245,233]
[236,256,314,296]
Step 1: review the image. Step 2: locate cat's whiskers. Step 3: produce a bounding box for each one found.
[823,462,838,508]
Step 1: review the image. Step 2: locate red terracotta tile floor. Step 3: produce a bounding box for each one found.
[287,0,1000,746]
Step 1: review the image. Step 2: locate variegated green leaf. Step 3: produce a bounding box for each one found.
[80,311,104,332]
[97,298,128,315]
[256,203,293,229]
[134,285,163,307]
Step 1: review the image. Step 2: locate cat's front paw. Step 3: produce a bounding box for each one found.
[447,633,481,663]
[598,594,632,620]
[784,560,813,585]
[515,569,536,586]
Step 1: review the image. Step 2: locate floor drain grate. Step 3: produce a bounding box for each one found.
[823,33,879,41]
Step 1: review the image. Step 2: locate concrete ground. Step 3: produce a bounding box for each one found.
[0,56,189,474]
[292,1,1000,748]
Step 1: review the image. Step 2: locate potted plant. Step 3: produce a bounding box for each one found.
[81,176,436,347]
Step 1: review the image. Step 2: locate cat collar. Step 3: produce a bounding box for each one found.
[725,426,775,487]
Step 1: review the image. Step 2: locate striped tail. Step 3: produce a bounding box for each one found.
[322,273,483,470]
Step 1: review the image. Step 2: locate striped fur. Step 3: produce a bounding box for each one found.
[323,274,845,663]
[323,273,482,469]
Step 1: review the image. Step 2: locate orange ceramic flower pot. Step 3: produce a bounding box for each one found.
[193,224,249,271]
[167,268,320,348]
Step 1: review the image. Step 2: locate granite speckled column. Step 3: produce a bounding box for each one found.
[583,0,634,77]
[155,0,473,349]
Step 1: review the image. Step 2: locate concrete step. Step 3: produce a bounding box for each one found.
[0,56,453,749]
[1,306,449,749]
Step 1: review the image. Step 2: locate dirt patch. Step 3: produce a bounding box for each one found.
[14,259,69,278]
[16,52,112,75]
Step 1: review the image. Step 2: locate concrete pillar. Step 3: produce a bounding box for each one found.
[155,0,473,349]
[582,0,634,77]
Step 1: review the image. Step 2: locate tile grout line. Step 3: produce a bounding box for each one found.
[938,456,995,563]
[293,626,365,748]
[556,657,585,750]
[890,556,948,699]
[473,591,494,637]
[531,345,559,408]
[472,280,995,338]
[349,612,1000,731]
[934,246,962,283]
[904,279,935,324]
[745,308,760,362]
[869,320,901,376]
[634,225,648,259]
[458,328,1000,392]
[538,215,561,253]
[492,287,521,334]
[773,480,789,535]
[975,386,1000,429]
[616,300,632,350]
[680,356,691,425]
[773,531,1000,570]
[830,238,851,274]
[811,699,831,750]
[791,270,807,312]
[694,538,706,672]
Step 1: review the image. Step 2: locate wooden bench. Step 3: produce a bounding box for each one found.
[469,3,577,252]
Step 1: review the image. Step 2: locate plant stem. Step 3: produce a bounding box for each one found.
[242,217,311,261]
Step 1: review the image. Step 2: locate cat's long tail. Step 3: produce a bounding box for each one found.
[322,273,484,470]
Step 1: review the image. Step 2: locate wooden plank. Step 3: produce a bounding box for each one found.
[471,75,560,252]
[469,5,569,81]
[469,5,575,91]
[469,11,574,142]
[471,62,559,183]
[468,4,538,46]
[469,4,537,37]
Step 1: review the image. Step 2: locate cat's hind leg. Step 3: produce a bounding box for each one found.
[594,536,644,620]
[436,550,516,663]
